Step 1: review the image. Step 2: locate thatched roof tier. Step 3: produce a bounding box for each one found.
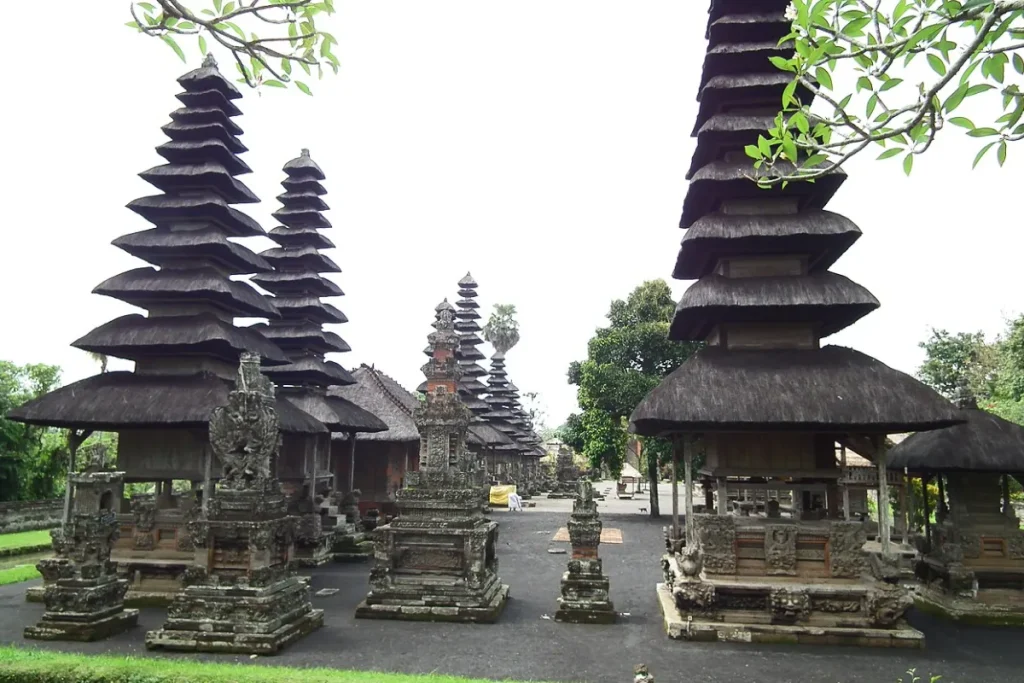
[161,120,247,154]
[708,0,790,24]
[270,296,347,324]
[94,267,279,318]
[250,271,343,297]
[453,272,491,416]
[268,225,335,249]
[168,105,243,135]
[468,422,515,448]
[155,139,252,175]
[670,273,879,340]
[260,245,340,273]
[674,210,861,280]
[178,55,243,100]
[707,12,790,46]
[694,73,812,135]
[329,365,420,442]
[112,228,272,274]
[282,175,327,195]
[283,149,326,179]
[127,192,264,238]
[176,87,241,115]
[249,322,350,355]
[681,160,845,228]
[282,388,386,433]
[263,356,356,387]
[138,162,260,204]
[73,314,289,364]
[687,114,776,178]
[6,371,326,434]
[700,40,792,88]
[457,297,480,310]
[629,346,963,436]
[271,205,332,230]
[458,273,478,288]
[887,409,1024,474]
[274,190,329,212]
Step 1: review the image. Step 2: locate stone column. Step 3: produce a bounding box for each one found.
[683,439,694,545]
[876,437,892,557]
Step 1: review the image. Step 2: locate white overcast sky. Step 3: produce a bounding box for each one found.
[1,2,1019,428]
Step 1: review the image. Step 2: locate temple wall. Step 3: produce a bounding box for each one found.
[331,440,417,510]
[0,499,62,534]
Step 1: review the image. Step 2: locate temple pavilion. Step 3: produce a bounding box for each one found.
[629,0,962,647]
[250,149,386,566]
[888,407,1024,625]
[9,56,333,605]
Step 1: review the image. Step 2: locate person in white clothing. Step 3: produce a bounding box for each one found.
[508,491,523,512]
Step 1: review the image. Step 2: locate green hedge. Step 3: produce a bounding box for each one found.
[0,647,524,683]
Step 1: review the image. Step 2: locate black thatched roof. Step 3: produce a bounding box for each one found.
[178,54,243,100]
[707,12,790,46]
[329,365,420,442]
[888,409,1024,474]
[73,314,289,364]
[249,322,349,354]
[261,245,341,273]
[176,88,241,117]
[126,192,264,238]
[250,271,343,297]
[283,148,326,179]
[700,40,792,89]
[94,267,279,319]
[139,162,260,204]
[168,105,243,135]
[269,225,335,250]
[156,139,252,176]
[467,421,515,448]
[629,346,963,436]
[694,73,811,135]
[688,114,776,178]
[708,1,790,25]
[453,272,491,417]
[113,228,272,274]
[681,160,846,229]
[282,389,386,434]
[263,356,356,387]
[674,210,861,280]
[670,273,880,341]
[6,371,326,433]
[270,296,347,325]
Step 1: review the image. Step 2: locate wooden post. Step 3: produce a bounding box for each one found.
[683,438,694,545]
[875,436,892,557]
[308,442,316,506]
[841,445,851,520]
[348,432,357,493]
[670,439,680,542]
[717,477,728,515]
[937,474,946,520]
[922,474,932,549]
[1002,474,1011,515]
[899,471,909,547]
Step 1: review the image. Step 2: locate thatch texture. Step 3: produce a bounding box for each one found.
[112,228,272,274]
[6,372,326,434]
[687,114,776,178]
[139,162,260,204]
[674,210,861,279]
[329,365,420,442]
[264,356,356,386]
[282,390,387,434]
[94,267,279,318]
[681,160,845,228]
[73,314,289,364]
[260,245,340,273]
[126,192,264,238]
[888,409,1024,474]
[700,40,791,88]
[169,105,243,135]
[629,346,963,436]
[250,271,343,297]
[709,0,790,24]
[156,139,252,175]
[269,225,334,249]
[694,73,809,134]
[270,296,346,324]
[161,120,247,154]
[670,272,880,340]
[248,322,350,354]
[707,12,789,45]
[467,422,515,448]
[178,56,243,99]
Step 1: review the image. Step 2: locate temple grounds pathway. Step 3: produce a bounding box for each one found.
[1,484,1022,683]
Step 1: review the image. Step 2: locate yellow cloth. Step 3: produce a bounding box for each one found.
[489,485,517,506]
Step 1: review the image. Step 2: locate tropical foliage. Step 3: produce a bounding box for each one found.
[483,304,521,355]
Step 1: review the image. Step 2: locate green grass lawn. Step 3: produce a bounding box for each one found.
[0,647,527,683]
[0,529,52,551]
[0,564,41,586]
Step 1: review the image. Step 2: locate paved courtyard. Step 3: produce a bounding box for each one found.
[2,484,1023,683]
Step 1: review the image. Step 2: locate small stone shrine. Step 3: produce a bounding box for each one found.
[355,301,509,622]
[146,353,323,654]
[889,407,1024,626]
[548,444,580,499]
[25,451,139,642]
[554,480,615,624]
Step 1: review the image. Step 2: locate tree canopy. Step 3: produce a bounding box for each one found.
[127,1,339,94]
[565,280,701,515]
[0,362,66,502]
[748,0,1024,183]
[483,304,521,355]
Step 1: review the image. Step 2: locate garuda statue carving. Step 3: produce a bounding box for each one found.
[210,353,279,491]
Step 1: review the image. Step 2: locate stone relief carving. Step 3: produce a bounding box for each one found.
[829,521,868,578]
[867,583,913,626]
[769,587,811,623]
[695,515,736,574]
[764,525,797,576]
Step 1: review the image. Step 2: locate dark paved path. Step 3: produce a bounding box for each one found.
[2,499,1023,682]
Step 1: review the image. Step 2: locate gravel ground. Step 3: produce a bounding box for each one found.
[1,485,1022,683]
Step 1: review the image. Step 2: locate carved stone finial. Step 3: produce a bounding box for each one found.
[301,148,311,157]
[202,52,217,68]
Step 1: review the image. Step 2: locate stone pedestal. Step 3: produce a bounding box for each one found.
[547,445,580,499]
[330,490,373,562]
[292,499,331,568]
[25,468,138,642]
[555,481,615,624]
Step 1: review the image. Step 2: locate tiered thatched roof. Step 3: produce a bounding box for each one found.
[250,150,384,434]
[9,56,324,434]
[888,410,1024,474]
[452,273,492,416]
[330,365,419,442]
[629,1,960,437]
[482,352,525,453]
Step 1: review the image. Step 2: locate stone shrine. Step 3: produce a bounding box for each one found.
[554,480,615,624]
[548,444,580,499]
[25,452,139,642]
[355,301,509,622]
[146,354,323,654]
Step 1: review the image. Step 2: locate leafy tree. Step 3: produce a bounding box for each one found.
[126,1,340,94]
[483,304,521,355]
[0,361,65,502]
[567,280,702,518]
[917,328,1000,406]
[747,0,1024,183]
[521,391,548,432]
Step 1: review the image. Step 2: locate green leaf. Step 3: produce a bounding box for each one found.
[124,21,140,30]
[949,117,975,129]
[1014,54,1024,75]
[944,83,969,113]
[903,153,914,176]
[782,80,797,107]
[198,35,207,56]
[880,78,903,92]
[878,148,903,160]
[782,138,798,162]
[815,67,833,91]
[927,54,947,76]
[214,0,223,12]
[137,2,156,11]
[998,141,1008,166]
[757,135,772,157]
[744,144,762,160]
[295,80,313,96]
[161,34,186,63]
[967,127,1000,137]
[973,141,996,169]
[769,56,794,72]
[263,79,287,88]
[867,94,879,118]
[857,76,872,92]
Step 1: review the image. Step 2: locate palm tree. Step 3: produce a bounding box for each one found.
[483,303,520,354]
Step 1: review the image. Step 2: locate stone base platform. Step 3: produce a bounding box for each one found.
[146,609,324,655]
[331,533,373,563]
[24,608,139,642]
[356,584,510,623]
[914,587,1024,627]
[656,583,923,648]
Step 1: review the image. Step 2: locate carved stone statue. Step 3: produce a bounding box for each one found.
[555,479,615,624]
[210,353,278,491]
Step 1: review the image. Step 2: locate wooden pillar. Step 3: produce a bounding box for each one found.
[704,480,714,509]
[899,471,909,547]
[876,436,892,557]
[670,439,680,542]
[348,433,357,493]
[202,445,213,515]
[841,445,851,520]
[308,441,316,506]
[922,474,932,549]
[937,474,946,519]
[1002,474,1012,515]
[717,477,728,515]
[683,439,694,545]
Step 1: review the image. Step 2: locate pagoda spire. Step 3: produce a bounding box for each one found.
[453,272,492,416]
